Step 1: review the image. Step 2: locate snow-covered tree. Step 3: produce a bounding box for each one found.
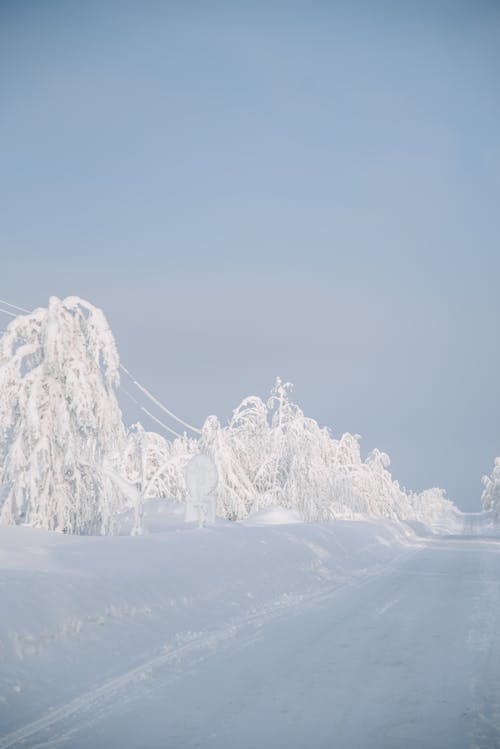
[122,423,196,504]
[482,458,500,520]
[407,487,458,529]
[0,296,129,533]
[0,298,458,533]
[183,377,454,525]
[200,414,253,520]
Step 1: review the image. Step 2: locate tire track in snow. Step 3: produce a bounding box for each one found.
[0,546,418,749]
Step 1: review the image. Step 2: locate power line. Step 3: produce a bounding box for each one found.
[140,407,183,439]
[0,296,202,438]
[0,307,17,318]
[119,364,202,435]
[0,298,30,314]
[120,386,183,439]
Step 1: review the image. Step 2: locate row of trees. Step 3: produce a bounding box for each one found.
[0,297,457,534]
[123,378,456,527]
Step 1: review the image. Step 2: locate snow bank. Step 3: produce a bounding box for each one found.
[0,514,421,735]
[243,505,303,526]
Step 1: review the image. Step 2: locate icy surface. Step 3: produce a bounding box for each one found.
[0,508,499,748]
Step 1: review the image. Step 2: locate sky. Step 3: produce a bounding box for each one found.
[1,0,499,510]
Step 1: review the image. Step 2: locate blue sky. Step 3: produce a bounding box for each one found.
[1,0,500,509]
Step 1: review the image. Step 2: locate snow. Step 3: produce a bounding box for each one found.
[243,505,303,525]
[0,297,127,534]
[184,454,218,526]
[0,298,459,533]
[1,508,499,747]
[482,458,500,519]
[1,297,498,745]
[0,509,417,743]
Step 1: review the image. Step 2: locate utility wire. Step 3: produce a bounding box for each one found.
[120,386,183,439]
[0,298,30,314]
[0,307,17,318]
[0,296,201,437]
[140,407,183,439]
[119,364,202,435]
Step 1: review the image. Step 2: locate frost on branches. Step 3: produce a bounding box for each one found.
[482,458,500,520]
[197,378,456,527]
[0,299,457,534]
[0,297,128,533]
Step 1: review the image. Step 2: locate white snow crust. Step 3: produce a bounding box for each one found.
[0,511,499,748]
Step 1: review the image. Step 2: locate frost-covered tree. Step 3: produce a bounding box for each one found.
[122,423,196,504]
[0,298,457,532]
[0,296,128,533]
[201,414,253,520]
[177,377,455,525]
[407,487,458,529]
[482,458,500,520]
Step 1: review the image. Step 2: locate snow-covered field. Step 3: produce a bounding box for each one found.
[1,504,499,748]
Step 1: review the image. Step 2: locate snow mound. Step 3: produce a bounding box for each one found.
[243,506,303,526]
[115,498,186,535]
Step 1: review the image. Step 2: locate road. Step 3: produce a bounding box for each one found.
[2,523,500,749]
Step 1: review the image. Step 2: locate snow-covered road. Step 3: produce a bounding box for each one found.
[1,513,499,748]
[63,537,500,748]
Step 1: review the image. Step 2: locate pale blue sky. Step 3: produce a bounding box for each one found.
[1,1,500,509]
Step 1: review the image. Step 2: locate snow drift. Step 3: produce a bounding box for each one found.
[0,507,422,740]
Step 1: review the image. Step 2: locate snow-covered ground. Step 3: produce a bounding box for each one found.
[0,504,499,748]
